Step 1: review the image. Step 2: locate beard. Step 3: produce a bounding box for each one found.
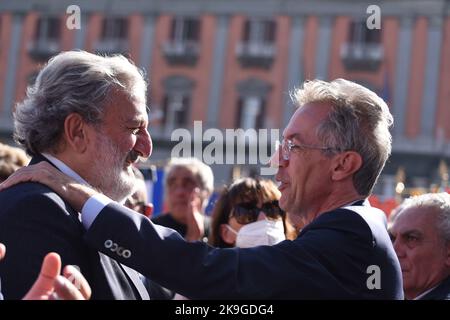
[89,132,139,202]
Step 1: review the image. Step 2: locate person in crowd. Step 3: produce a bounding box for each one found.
[209,177,294,248]
[389,192,450,300]
[0,242,91,300]
[258,179,301,240]
[125,166,153,217]
[152,157,213,242]
[0,50,153,299]
[0,78,403,299]
[0,142,29,182]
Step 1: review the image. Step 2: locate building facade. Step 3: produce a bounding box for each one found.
[0,0,449,198]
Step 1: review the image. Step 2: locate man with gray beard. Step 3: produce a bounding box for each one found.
[0,51,153,299]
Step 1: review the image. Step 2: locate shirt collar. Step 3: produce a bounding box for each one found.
[42,153,90,186]
[413,284,439,300]
[342,198,368,208]
[42,153,131,205]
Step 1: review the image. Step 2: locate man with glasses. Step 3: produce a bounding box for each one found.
[0,78,403,299]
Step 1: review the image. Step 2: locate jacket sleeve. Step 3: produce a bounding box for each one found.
[83,202,352,299]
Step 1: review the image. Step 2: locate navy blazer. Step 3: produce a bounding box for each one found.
[84,201,404,299]
[0,155,149,300]
[419,276,450,300]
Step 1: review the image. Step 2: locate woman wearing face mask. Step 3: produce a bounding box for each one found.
[209,178,298,248]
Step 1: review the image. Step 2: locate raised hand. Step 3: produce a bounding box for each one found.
[184,188,206,242]
[23,252,91,300]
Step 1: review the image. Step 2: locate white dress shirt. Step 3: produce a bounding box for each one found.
[42,152,112,226]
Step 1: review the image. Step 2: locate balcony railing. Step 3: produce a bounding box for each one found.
[163,40,199,66]
[340,42,384,71]
[236,42,275,69]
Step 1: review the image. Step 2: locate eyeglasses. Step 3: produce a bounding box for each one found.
[280,138,336,161]
[231,200,285,225]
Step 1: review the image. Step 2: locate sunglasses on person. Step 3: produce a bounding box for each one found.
[231,200,285,225]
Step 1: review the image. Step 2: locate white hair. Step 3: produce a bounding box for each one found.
[395,192,450,244]
[164,157,214,211]
[14,50,147,155]
[165,157,214,195]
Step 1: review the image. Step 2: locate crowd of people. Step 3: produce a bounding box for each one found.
[0,50,448,300]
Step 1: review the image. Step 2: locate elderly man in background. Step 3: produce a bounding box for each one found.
[152,157,213,242]
[389,193,450,300]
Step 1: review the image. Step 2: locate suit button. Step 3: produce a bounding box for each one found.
[104,239,113,248]
[122,250,131,258]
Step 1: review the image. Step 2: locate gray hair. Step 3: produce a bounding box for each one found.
[292,78,393,196]
[14,50,147,155]
[394,192,450,244]
[165,157,214,196]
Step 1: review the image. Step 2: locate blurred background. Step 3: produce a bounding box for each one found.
[0,0,449,215]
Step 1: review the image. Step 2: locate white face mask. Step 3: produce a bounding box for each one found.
[227,219,286,248]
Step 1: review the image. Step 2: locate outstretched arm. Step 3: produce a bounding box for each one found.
[0,162,96,212]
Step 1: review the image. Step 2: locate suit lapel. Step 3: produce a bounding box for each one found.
[29,154,56,167]
[421,276,450,300]
[120,264,150,300]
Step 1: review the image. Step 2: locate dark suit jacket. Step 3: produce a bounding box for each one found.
[0,155,149,300]
[419,276,450,300]
[84,201,404,299]
[152,213,211,240]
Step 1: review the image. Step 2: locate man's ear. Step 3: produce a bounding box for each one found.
[330,151,363,181]
[220,224,236,245]
[63,113,90,153]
